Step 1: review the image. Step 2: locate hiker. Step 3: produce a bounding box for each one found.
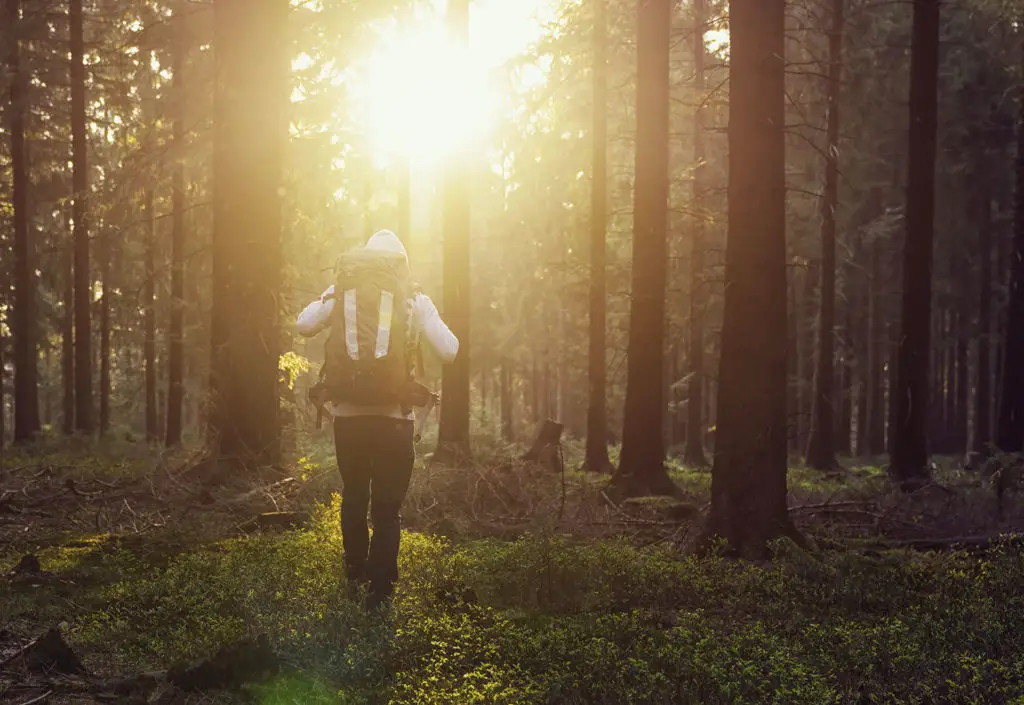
[296,230,459,609]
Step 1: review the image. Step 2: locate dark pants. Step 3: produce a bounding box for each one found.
[333,415,415,599]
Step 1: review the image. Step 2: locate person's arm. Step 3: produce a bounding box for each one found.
[296,285,336,337]
[414,293,459,363]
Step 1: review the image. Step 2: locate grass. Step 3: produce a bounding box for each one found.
[2,439,1023,703]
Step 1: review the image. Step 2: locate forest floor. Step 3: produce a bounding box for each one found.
[2,432,1024,704]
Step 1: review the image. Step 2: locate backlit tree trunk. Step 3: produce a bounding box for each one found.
[891,0,939,485]
[8,0,40,442]
[99,227,111,436]
[71,0,92,434]
[704,0,797,553]
[806,0,843,469]
[867,232,886,454]
[62,215,74,435]
[500,359,513,442]
[611,0,675,497]
[684,0,708,468]
[144,185,158,442]
[166,8,187,447]
[436,0,472,461]
[211,0,287,464]
[997,46,1024,454]
[953,305,969,453]
[975,185,992,452]
[585,0,611,472]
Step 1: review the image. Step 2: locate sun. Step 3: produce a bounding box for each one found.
[355,0,556,168]
[358,24,496,167]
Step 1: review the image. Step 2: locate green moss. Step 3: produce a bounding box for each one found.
[7,492,1024,703]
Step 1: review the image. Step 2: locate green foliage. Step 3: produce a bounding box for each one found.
[6,499,1011,704]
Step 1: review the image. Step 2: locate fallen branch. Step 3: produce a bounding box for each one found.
[225,478,297,506]
[790,500,872,513]
[14,689,53,705]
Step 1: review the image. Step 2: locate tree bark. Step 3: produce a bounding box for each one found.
[144,186,158,442]
[703,0,797,553]
[500,359,513,442]
[953,304,969,454]
[806,0,843,469]
[70,0,92,434]
[610,0,676,497]
[997,44,1024,454]
[836,343,852,455]
[684,0,709,468]
[0,325,5,449]
[787,271,800,456]
[166,8,187,447]
[62,215,74,435]
[798,260,818,452]
[994,202,1009,439]
[435,0,472,462]
[927,310,943,449]
[867,230,886,454]
[975,185,992,452]
[585,0,612,472]
[8,0,40,443]
[211,0,287,465]
[941,306,955,451]
[99,227,111,436]
[891,0,939,485]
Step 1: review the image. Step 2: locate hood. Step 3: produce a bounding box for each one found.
[365,229,408,262]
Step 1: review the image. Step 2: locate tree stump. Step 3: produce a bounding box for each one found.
[522,419,564,474]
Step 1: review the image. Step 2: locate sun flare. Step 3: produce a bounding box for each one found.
[355,0,556,168]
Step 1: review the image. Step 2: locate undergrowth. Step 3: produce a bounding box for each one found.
[4,439,1023,703]
[3,496,1019,704]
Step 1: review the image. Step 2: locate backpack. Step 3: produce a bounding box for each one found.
[320,248,417,408]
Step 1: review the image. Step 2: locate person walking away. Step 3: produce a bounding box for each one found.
[297,230,459,609]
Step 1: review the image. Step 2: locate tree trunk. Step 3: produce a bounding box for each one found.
[891,0,939,485]
[994,205,1009,438]
[867,231,886,454]
[144,187,158,442]
[942,308,956,451]
[99,228,111,436]
[166,5,187,447]
[584,0,611,472]
[927,310,945,451]
[703,0,796,553]
[8,0,40,443]
[836,345,852,455]
[953,304,969,454]
[806,0,843,470]
[0,326,5,448]
[684,0,708,468]
[435,0,472,462]
[798,261,818,453]
[997,45,1024,454]
[62,217,74,435]
[787,272,800,456]
[212,0,287,465]
[71,0,92,434]
[975,185,992,452]
[610,0,675,497]
[500,359,513,442]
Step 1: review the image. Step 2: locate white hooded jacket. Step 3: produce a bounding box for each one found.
[296,230,459,419]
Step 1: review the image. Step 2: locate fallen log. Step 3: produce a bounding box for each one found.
[824,533,1024,554]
